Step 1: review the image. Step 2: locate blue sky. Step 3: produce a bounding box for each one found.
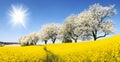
[0,0,120,42]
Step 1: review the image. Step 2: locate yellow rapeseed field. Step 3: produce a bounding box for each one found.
[0,35,120,62]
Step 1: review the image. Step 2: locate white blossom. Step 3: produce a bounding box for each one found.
[76,3,116,40]
[38,23,59,44]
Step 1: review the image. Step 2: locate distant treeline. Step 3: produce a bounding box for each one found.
[0,41,19,45]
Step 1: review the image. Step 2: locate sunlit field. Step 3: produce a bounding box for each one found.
[0,35,120,62]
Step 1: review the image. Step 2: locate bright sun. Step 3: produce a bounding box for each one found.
[9,4,29,28]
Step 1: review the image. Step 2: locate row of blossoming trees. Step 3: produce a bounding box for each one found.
[19,3,117,46]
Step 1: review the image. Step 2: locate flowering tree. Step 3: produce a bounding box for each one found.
[59,14,92,43]
[19,3,116,45]
[39,23,59,44]
[29,32,39,45]
[76,3,116,40]
[58,15,84,43]
[39,30,49,44]
[19,32,39,46]
[19,36,33,46]
[58,24,72,43]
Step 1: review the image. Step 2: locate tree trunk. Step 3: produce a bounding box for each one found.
[75,39,77,43]
[52,38,56,44]
[62,37,72,43]
[34,40,38,45]
[45,40,47,44]
[34,42,36,45]
[92,31,97,41]
[93,37,97,41]
[71,37,78,43]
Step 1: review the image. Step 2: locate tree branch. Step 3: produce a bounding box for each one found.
[96,33,108,39]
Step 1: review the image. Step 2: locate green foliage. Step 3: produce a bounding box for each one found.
[62,38,72,43]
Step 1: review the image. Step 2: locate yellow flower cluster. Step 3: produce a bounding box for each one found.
[0,35,120,62]
[0,46,46,62]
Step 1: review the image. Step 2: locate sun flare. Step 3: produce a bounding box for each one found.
[9,4,29,28]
